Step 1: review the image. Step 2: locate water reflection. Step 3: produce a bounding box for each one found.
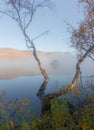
[0,75,73,98]
[0,75,73,117]
[0,49,94,115]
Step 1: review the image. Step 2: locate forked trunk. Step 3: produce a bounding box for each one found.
[22,31,49,99]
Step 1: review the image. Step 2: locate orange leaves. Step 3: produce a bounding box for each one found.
[10,120,15,128]
[0,91,31,128]
[86,18,93,28]
[71,86,81,97]
[74,87,80,95]
[22,98,29,106]
[8,103,14,109]
[79,26,86,34]
[89,10,94,17]
[8,98,30,110]
[82,123,88,130]
[0,103,4,108]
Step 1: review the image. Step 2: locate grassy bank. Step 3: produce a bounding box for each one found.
[0,89,94,130]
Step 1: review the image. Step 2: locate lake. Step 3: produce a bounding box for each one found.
[0,75,74,116]
[0,49,94,116]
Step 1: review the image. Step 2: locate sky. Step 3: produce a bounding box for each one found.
[0,0,84,52]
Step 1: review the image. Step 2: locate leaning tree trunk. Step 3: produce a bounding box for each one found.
[32,47,49,99]
[44,45,94,99]
[22,31,49,99]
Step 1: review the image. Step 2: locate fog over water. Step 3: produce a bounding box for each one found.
[0,49,94,116]
[0,49,76,79]
[0,49,94,78]
[0,49,94,114]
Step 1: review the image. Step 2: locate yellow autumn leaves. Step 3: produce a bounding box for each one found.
[8,98,30,109]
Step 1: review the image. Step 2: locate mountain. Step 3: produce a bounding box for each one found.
[0,48,94,79]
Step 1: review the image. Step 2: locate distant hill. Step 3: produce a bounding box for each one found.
[0,48,93,79]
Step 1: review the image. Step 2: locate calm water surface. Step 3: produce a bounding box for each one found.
[0,74,74,116]
[0,75,74,99]
[0,52,94,115]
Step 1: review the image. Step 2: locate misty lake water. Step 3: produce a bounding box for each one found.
[0,75,74,116]
[0,49,94,116]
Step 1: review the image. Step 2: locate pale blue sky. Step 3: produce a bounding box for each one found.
[0,0,84,52]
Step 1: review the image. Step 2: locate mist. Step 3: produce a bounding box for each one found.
[0,49,94,80]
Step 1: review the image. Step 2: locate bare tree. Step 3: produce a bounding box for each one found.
[40,0,94,115]
[0,0,53,98]
[42,0,94,99]
[69,0,94,89]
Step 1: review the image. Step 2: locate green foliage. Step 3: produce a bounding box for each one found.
[0,91,94,130]
[78,103,94,129]
[0,125,10,130]
[21,122,31,130]
[50,98,76,130]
